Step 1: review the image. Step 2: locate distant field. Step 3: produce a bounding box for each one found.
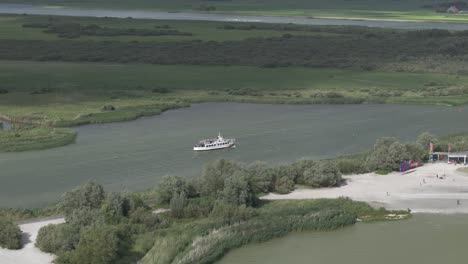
[2,0,468,21]
[0,15,324,42]
[1,61,468,127]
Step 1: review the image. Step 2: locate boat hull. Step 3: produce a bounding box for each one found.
[193,143,235,151]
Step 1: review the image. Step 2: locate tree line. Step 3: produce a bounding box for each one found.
[2,28,468,73]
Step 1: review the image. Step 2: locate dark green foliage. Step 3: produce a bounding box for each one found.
[270,165,296,194]
[36,223,80,254]
[367,137,409,171]
[2,28,468,73]
[143,198,406,264]
[303,161,342,187]
[183,197,215,218]
[37,182,159,264]
[63,225,121,264]
[61,181,105,217]
[0,217,22,250]
[221,171,258,207]
[200,159,243,197]
[336,158,370,175]
[245,161,273,193]
[151,87,171,94]
[157,175,190,204]
[65,208,103,227]
[170,191,187,218]
[23,21,192,38]
[292,159,317,184]
[101,193,132,224]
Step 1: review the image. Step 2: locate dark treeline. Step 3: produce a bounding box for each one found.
[23,22,192,38]
[2,28,468,72]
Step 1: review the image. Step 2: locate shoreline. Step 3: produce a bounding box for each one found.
[4,3,468,24]
[263,163,468,214]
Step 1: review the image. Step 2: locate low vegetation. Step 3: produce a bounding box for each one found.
[35,182,166,264]
[0,127,77,152]
[0,217,22,250]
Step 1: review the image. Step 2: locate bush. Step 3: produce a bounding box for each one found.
[36,223,80,254]
[0,218,22,249]
[64,225,121,264]
[271,165,296,194]
[303,161,342,187]
[157,175,189,204]
[170,191,187,218]
[336,159,369,175]
[61,182,105,217]
[0,88,8,94]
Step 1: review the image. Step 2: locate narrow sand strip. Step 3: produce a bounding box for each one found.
[263,163,468,214]
[0,218,65,264]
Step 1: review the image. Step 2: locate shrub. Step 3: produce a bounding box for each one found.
[271,165,296,194]
[157,175,189,204]
[61,182,105,217]
[336,159,369,175]
[36,223,80,254]
[303,161,342,187]
[65,225,121,264]
[0,88,8,94]
[0,218,22,249]
[170,191,187,218]
[221,171,258,207]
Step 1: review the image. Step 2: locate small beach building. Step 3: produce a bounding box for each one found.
[447,6,461,13]
[431,151,468,164]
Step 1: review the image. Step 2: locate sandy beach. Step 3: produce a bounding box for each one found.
[263,163,468,214]
[0,217,65,264]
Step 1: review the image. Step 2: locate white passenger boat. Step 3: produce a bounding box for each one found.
[193,133,236,151]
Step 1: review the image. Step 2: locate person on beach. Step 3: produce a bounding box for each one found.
[457,200,461,205]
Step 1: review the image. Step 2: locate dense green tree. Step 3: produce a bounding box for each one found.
[303,161,342,187]
[36,223,80,254]
[170,191,187,218]
[157,175,188,204]
[271,165,296,194]
[101,193,132,224]
[367,137,410,171]
[292,159,317,184]
[61,182,105,216]
[65,225,121,264]
[0,217,22,250]
[65,208,103,227]
[417,132,437,150]
[200,159,243,197]
[245,161,274,193]
[221,171,257,207]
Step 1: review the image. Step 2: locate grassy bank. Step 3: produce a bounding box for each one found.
[0,127,76,152]
[3,0,468,22]
[141,199,409,264]
[1,61,468,130]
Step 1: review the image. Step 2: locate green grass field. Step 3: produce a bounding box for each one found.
[1,60,468,129]
[0,15,327,42]
[3,0,468,22]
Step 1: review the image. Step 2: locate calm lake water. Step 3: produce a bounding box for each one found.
[218,214,468,264]
[2,3,468,30]
[1,103,468,208]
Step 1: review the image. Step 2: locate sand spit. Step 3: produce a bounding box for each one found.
[263,163,468,214]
